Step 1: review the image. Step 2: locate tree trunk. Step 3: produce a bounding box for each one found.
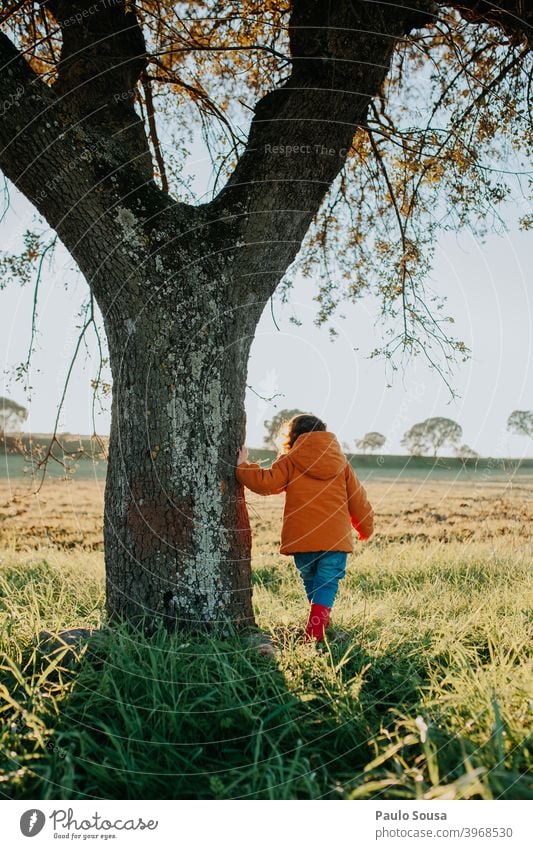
[102,252,259,632]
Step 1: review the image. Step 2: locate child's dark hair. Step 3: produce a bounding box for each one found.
[282,413,327,452]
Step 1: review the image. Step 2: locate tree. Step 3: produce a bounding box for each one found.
[0,396,28,437]
[402,417,462,456]
[401,421,430,456]
[454,443,479,468]
[454,444,479,458]
[355,433,386,454]
[507,410,533,439]
[263,409,304,450]
[0,2,531,630]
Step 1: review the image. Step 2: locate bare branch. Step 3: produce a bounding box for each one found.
[31,293,107,489]
[140,70,169,192]
[24,236,57,379]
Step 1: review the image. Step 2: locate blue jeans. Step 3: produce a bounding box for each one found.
[293,550,348,608]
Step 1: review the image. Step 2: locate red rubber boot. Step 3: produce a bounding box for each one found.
[305,603,331,642]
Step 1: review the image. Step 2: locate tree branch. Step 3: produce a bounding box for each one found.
[41,0,153,180]
[0,17,183,313]
[140,70,169,193]
[452,1,532,48]
[0,1,26,27]
[0,28,68,213]
[207,0,439,298]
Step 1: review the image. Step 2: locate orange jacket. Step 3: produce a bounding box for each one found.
[236,431,374,555]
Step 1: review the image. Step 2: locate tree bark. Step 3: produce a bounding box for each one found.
[103,297,256,631]
[100,209,263,630]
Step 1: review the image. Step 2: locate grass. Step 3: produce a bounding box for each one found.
[0,478,532,800]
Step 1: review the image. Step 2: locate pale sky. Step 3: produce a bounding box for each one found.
[1,169,532,458]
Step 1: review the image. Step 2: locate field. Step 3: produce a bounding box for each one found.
[0,465,532,800]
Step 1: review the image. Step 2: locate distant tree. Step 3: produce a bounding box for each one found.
[0,397,28,437]
[507,410,533,439]
[454,443,480,468]
[263,409,304,450]
[402,417,462,457]
[401,421,430,456]
[454,443,479,458]
[355,432,386,454]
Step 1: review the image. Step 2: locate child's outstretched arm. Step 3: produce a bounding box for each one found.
[345,463,374,540]
[236,447,290,495]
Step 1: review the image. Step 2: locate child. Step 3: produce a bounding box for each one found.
[236,413,374,642]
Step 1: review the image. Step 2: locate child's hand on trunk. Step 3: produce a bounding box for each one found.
[237,445,249,465]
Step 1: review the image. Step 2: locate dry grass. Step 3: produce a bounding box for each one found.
[2,474,531,553]
[0,478,105,552]
[247,476,533,551]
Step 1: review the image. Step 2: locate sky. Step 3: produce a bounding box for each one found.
[1,179,531,457]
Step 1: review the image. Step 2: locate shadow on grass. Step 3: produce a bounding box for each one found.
[0,622,530,800]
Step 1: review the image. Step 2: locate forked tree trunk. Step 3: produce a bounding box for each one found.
[102,251,261,632]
